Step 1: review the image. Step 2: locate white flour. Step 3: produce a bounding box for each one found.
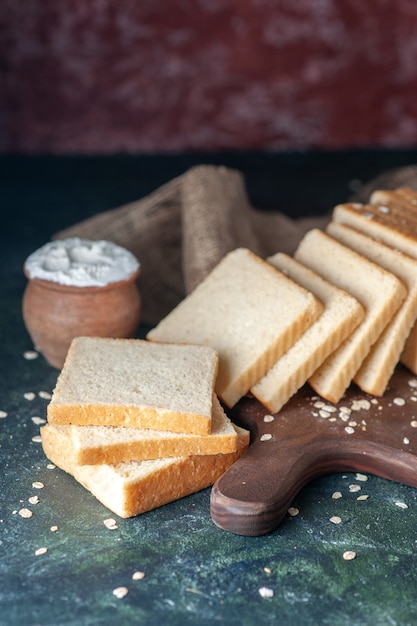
[25,238,140,287]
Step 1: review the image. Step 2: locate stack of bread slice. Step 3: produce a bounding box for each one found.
[148,188,417,411]
[42,337,250,518]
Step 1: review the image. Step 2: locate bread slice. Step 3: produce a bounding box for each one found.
[41,422,250,518]
[332,200,417,373]
[147,247,323,407]
[250,253,365,412]
[327,222,417,395]
[294,229,407,402]
[47,337,218,435]
[41,395,238,464]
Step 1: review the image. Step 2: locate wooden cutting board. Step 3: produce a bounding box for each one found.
[210,365,417,536]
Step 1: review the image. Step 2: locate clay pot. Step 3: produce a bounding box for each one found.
[22,268,141,369]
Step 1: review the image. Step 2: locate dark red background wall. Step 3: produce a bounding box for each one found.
[2,0,417,154]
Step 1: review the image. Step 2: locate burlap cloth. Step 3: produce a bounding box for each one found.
[54,163,417,327]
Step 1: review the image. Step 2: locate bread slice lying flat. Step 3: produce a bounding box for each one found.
[250,253,365,412]
[41,395,238,465]
[294,229,407,403]
[332,199,417,373]
[147,248,323,407]
[41,422,250,518]
[47,337,218,435]
[327,222,417,395]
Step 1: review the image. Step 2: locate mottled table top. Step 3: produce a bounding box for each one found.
[2,152,417,626]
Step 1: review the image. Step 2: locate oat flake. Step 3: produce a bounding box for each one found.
[28,496,39,505]
[31,416,46,425]
[357,495,369,501]
[288,507,299,517]
[263,414,274,423]
[260,433,272,441]
[411,420,417,428]
[344,426,355,435]
[408,379,417,388]
[113,587,129,599]
[103,518,118,530]
[355,473,368,482]
[0,410,7,418]
[349,485,361,493]
[31,435,42,443]
[18,508,33,518]
[23,351,38,360]
[38,391,52,399]
[403,437,410,445]
[330,516,342,524]
[32,481,44,489]
[395,502,408,509]
[258,586,274,598]
[132,571,145,580]
[50,525,58,532]
[343,551,357,561]
[24,392,36,401]
[393,397,406,406]
[332,492,342,500]
[35,547,48,556]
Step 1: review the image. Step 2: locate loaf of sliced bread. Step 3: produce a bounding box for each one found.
[250,253,365,412]
[47,337,218,435]
[147,247,323,407]
[332,200,417,373]
[41,422,250,518]
[41,394,238,464]
[294,229,407,402]
[327,222,417,395]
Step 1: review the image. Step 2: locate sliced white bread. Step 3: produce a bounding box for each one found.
[47,337,218,435]
[41,394,238,464]
[294,229,407,403]
[147,247,323,407]
[332,201,417,373]
[41,422,250,518]
[250,253,365,412]
[327,222,417,395]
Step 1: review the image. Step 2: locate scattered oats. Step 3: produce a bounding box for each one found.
[343,551,357,561]
[0,410,7,418]
[329,417,337,422]
[355,473,368,482]
[38,391,52,400]
[411,396,417,402]
[319,409,331,418]
[323,404,337,413]
[408,378,417,389]
[18,508,33,518]
[403,437,410,445]
[46,463,56,470]
[344,426,355,435]
[348,421,358,427]
[263,567,271,574]
[35,547,48,556]
[28,496,39,505]
[132,571,145,580]
[311,411,319,417]
[339,413,351,422]
[103,518,118,530]
[288,507,300,517]
[258,587,274,598]
[32,482,44,489]
[395,502,408,509]
[339,406,351,416]
[23,350,38,360]
[260,433,272,441]
[357,495,369,501]
[113,587,129,599]
[31,416,46,425]
[31,435,42,443]
[332,491,342,500]
[411,420,417,428]
[263,414,274,423]
[393,397,406,406]
[50,525,58,532]
[349,484,361,493]
[24,392,36,401]
[313,401,325,408]
[330,516,342,524]
[371,398,379,404]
